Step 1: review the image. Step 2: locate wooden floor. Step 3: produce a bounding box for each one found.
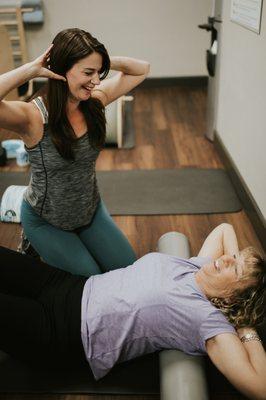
[0,84,260,400]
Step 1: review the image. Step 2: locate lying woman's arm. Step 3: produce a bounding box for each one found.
[206,330,266,400]
[198,223,239,259]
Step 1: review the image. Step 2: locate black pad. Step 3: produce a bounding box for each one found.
[0,351,159,393]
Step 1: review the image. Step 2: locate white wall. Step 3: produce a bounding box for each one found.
[25,0,212,77]
[216,2,266,219]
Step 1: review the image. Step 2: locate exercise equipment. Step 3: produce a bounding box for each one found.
[0,0,43,25]
[21,0,44,24]
[1,139,24,158]
[0,185,27,223]
[0,2,39,99]
[158,232,209,400]
[105,95,133,147]
[0,25,19,100]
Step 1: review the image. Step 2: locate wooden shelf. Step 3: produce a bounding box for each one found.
[0,7,33,100]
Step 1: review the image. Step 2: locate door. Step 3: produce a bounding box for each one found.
[199,0,223,141]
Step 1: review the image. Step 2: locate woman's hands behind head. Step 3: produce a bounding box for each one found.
[29,44,67,82]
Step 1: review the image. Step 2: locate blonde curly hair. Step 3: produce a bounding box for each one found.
[210,247,266,328]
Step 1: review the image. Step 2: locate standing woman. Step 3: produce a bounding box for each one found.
[0,28,150,276]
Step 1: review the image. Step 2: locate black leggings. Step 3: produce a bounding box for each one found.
[0,246,88,368]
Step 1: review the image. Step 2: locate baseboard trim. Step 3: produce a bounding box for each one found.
[32,76,208,94]
[214,131,266,253]
[139,76,208,89]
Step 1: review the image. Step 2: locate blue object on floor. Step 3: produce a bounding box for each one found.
[1,140,24,159]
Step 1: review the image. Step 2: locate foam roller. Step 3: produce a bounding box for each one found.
[157,232,209,400]
[105,97,122,146]
[105,95,133,147]
[157,231,190,258]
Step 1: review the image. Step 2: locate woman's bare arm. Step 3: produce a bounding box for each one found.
[198,223,239,259]
[206,331,266,399]
[0,45,65,135]
[0,63,37,134]
[91,56,150,106]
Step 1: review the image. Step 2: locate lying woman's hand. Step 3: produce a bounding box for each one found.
[236,326,257,338]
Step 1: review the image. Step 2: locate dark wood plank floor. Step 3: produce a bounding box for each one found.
[0,84,260,400]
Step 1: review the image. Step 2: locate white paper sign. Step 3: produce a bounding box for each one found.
[230,0,263,33]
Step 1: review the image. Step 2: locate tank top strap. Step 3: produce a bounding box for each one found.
[32,96,48,124]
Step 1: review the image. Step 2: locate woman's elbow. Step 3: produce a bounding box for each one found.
[144,61,150,76]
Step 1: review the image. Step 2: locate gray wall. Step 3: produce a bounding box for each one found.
[216,2,266,218]
[25,0,212,77]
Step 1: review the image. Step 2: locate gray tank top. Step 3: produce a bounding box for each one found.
[24,96,101,231]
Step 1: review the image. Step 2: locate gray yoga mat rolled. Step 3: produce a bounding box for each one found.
[0,168,241,215]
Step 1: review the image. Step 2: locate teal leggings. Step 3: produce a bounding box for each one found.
[21,199,136,277]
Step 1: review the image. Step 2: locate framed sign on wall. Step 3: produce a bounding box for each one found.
[230,0,264,34]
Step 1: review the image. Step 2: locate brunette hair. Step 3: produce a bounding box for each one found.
[44,28,110,159]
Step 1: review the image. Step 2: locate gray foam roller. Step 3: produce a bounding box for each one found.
[157,231,190,258]
[157,232,209,400]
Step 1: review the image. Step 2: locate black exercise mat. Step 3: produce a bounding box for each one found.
[0,168,242,215]
[0,350,159,393]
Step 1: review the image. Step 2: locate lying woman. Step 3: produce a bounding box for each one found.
[0,223,265,399]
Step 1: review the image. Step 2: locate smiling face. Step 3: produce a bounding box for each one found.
[65,52,103,102]
[196,253,257,299]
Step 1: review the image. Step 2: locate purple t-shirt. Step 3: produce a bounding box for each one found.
[81,253,236,380]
